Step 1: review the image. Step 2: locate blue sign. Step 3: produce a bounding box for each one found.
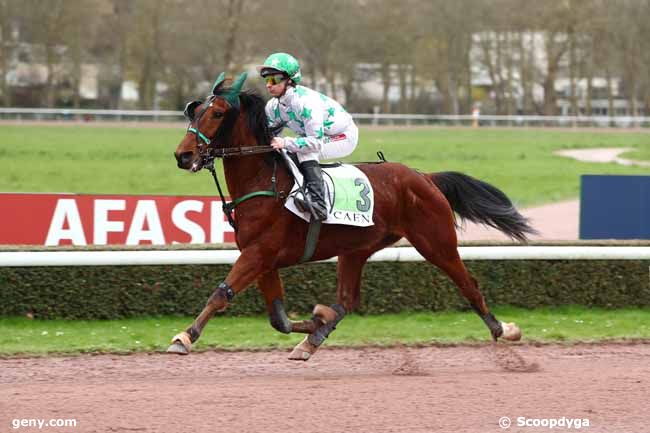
[580,175,650,239]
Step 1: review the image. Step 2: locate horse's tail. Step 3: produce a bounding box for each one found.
[429,171,538,243]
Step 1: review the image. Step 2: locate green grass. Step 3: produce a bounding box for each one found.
[622,146,650,161]
[2,306,649,356]
[1,125,649,206]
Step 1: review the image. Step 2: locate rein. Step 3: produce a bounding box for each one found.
[187,127,276,158]
[205,155,283,233]
[213,144,279,158]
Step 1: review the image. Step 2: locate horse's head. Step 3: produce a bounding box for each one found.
[174,72,247,172]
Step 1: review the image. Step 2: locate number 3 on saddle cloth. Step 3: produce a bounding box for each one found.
[281,150,375,227]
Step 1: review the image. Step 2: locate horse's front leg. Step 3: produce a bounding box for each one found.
[257,270,293,334]
[167,248,267,355]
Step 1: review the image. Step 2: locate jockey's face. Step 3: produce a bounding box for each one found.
[265,76,289,97]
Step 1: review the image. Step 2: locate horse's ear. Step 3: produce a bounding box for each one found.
[222,72,247,109]
[211,72,226,95]
[230,72,247,95]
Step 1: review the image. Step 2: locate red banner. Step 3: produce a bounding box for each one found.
[0,193,235,245]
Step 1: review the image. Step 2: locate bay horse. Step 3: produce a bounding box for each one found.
[169,72,535,360]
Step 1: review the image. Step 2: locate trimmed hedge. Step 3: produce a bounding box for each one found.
[2,260,649,319]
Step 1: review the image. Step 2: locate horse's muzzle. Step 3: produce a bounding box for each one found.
[174,151,195,170]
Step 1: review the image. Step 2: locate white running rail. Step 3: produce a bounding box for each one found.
[1,108,648,127]
[1,246,649,267]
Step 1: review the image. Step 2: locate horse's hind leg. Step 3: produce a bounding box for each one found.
[289,249,383,360]
[404,213,521,341]
[336,251,373,311]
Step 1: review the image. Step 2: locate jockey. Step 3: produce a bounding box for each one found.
[257,52,358,221]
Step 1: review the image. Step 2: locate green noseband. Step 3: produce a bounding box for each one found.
[211,72,247,109]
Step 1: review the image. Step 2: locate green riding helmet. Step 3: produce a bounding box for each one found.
[256,52,302,84]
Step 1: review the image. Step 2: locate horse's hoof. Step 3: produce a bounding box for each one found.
[500,322,522,341]
[288,336,319,361]
[167,341,190,355]
[167,332,192,355]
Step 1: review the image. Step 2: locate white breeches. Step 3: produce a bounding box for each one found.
[297,123,359,163]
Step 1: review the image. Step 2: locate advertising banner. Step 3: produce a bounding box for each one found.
[0,193,235,245]
[580,175,650,239]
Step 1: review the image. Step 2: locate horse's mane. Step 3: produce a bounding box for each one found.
[239,90,274,147]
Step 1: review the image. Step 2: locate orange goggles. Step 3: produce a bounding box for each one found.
[264,74,287,85]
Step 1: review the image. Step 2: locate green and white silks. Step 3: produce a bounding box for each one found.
[266,85,354,156]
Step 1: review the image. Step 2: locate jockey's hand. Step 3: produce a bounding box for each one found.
[271,137,285,150]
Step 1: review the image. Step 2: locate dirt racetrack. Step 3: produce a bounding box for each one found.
[2,343,649,433]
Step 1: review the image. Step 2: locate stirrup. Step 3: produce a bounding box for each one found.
[294,193,309,213]
[294,194,326,221]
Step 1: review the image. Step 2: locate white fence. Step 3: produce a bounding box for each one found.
[2,246,650,267]
[1,107,649,128]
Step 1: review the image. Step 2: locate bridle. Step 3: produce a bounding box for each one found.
[185,94,275,170]
[183,92,282,232]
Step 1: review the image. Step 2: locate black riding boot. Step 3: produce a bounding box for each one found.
[294,160,328,221]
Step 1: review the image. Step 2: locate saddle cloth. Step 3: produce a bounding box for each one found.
[281,150,375,227]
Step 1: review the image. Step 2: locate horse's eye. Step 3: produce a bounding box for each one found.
[213,111,224,119]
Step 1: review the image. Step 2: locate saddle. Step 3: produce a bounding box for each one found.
[279,150,375,228]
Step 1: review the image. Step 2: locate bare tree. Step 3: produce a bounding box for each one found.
[640,0,650,115]
[537,4,569,115]
[0,0,16,106]
[61,1,101,108]
[415,0,476,114]
[17,0,66,107]
[613,0,645,115]
[361,1,415,113]
[95,0,133,109]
